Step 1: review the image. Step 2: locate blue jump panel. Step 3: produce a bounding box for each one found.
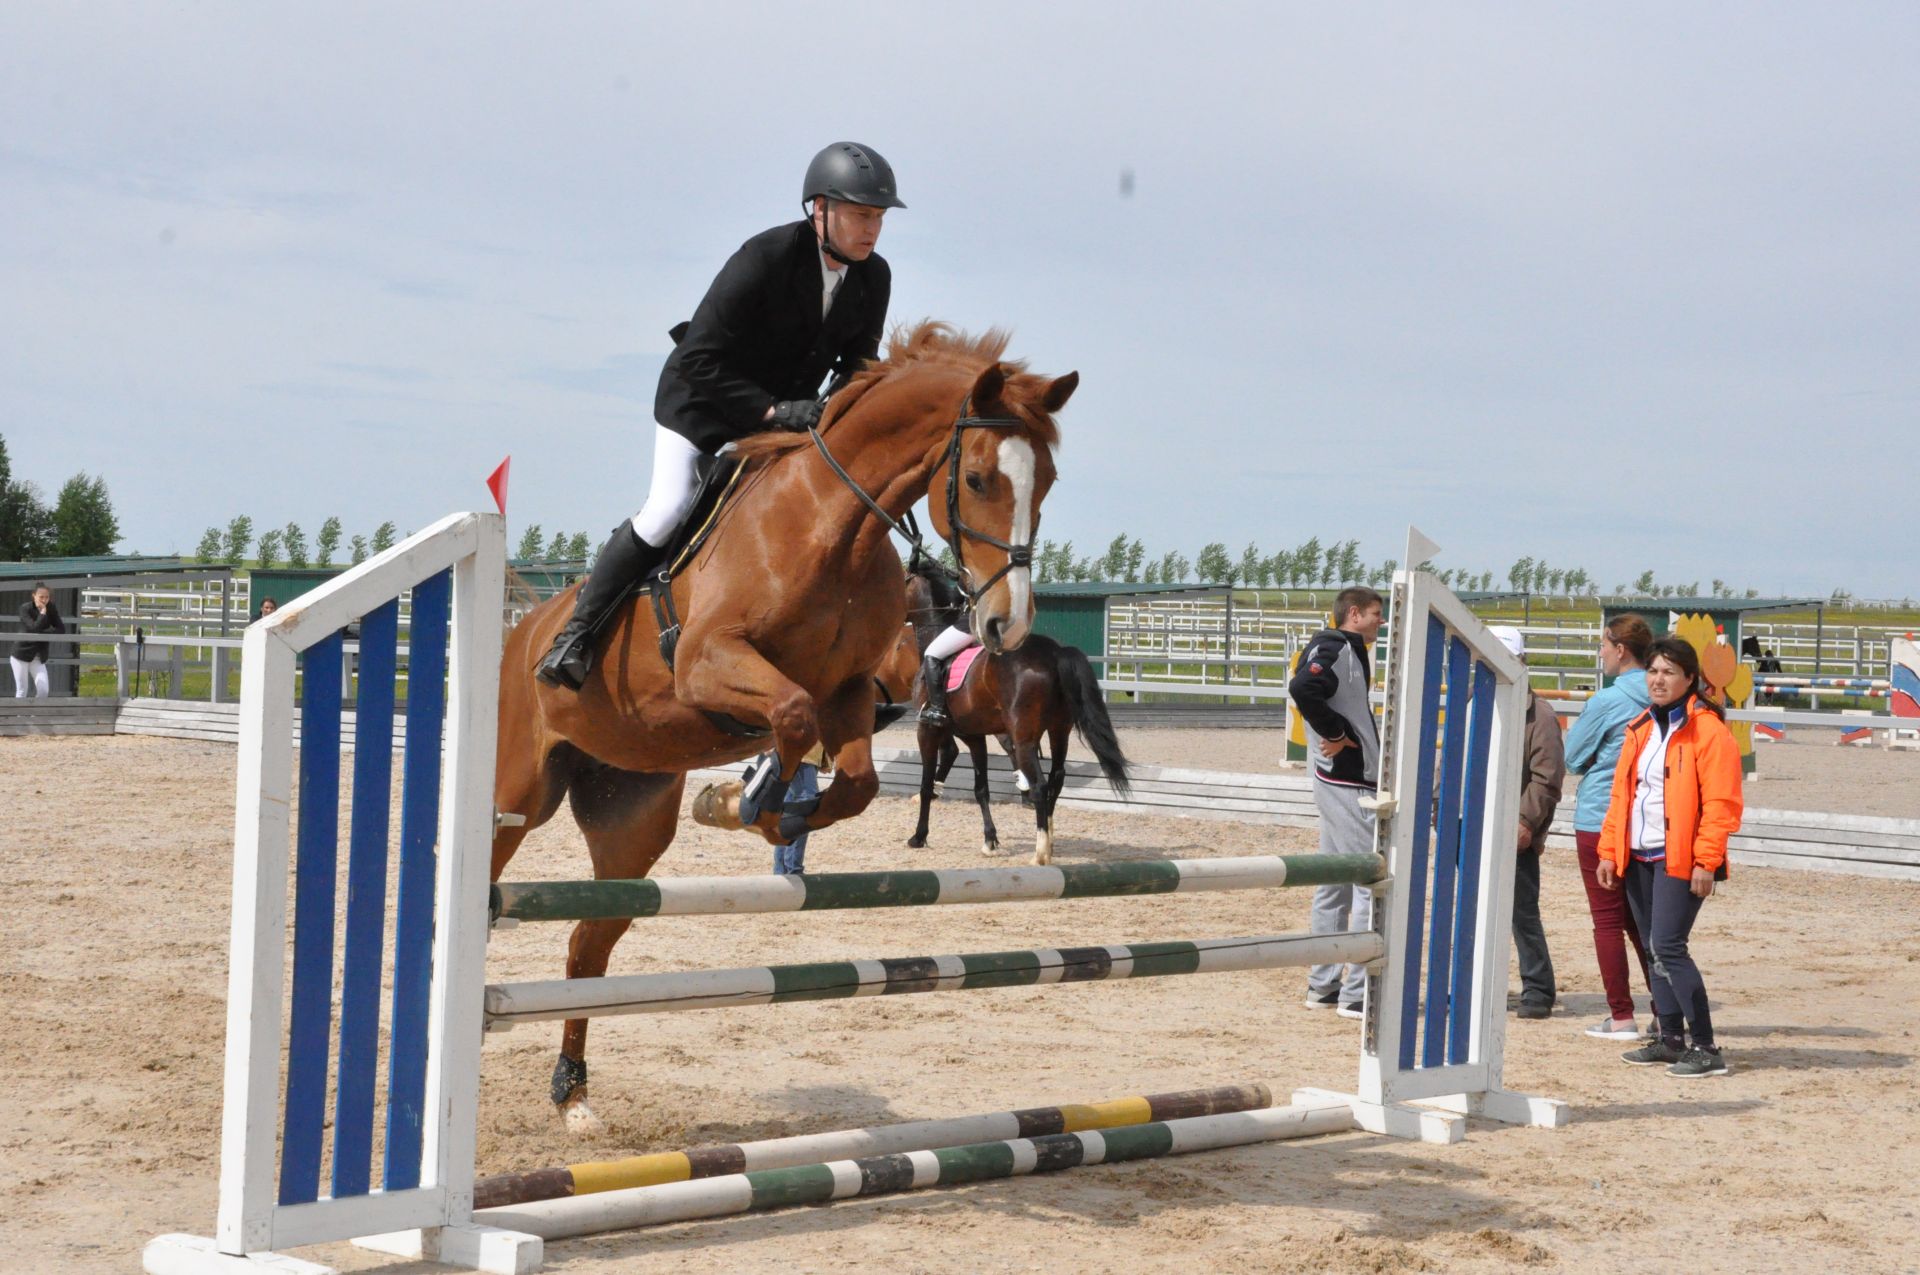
[1420,635,1473,1068]
[280,632,344,1206]
[331,600,399,1198]
[1446,659,1497,1065]
[383,570,450,1191]
[1397,615,1447,1072]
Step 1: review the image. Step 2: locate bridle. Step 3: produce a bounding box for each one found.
[806,393,1034,610]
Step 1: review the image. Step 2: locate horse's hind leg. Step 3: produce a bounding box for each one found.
[550,764,685,1135]
[908,723,941,849]
[963,734,999,856]
[491,738,577,880]
[1035,720,1071,865]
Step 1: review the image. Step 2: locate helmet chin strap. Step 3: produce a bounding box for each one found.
[811,198,858,266]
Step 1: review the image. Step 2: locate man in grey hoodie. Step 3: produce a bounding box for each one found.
[1290,587,1386,1017]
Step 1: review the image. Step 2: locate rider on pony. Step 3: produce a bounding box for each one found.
[537,142,906,689]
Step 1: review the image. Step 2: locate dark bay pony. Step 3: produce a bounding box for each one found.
[494,323,1076,1131]
[904,562,1131,865]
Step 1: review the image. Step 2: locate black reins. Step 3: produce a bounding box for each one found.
[806,394,1034,609]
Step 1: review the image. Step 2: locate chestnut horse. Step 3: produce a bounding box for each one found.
[903,563,1131,864]
[493,323,1076,1130]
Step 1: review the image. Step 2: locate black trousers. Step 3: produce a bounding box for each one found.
[1622,858,1713,1048]
[1512,847,1555,1007]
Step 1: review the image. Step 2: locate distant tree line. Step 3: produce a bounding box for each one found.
[194,516,396,570]
[0,434,121,559]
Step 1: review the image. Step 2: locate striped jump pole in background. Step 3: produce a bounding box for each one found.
[491,853,1386,923]
[479,1101,1356,1241]
[484,931,1386,1026]
[473,1082,1274,1210]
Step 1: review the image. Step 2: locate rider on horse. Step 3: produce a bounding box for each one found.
[537,142,906,689]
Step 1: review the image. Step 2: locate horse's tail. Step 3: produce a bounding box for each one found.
[1055,643,1131,798]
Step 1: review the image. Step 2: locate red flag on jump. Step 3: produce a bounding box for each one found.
[486,456,510,516]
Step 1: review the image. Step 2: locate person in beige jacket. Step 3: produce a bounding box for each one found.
[1491,627,1567,1019]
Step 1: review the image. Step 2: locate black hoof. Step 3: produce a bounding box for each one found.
[907,834,927,848]
[551,1054,588,1107]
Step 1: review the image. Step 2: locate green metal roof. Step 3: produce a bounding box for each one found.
[0,555,221,583]
[1604,597,1824,615]
[1035,581,1223,598]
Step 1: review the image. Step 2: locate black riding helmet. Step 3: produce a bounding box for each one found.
[803,142,904,266]
[802,141,906,210]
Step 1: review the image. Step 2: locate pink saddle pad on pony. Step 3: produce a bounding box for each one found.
[947,645,985,691]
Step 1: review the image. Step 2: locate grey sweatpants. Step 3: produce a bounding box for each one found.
[1306,779,1376,1005]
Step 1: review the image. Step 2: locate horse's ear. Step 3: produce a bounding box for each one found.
[970,362,1006,409]
[1041,371,1079,413]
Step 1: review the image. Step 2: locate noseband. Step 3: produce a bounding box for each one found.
[807,394,1034,609]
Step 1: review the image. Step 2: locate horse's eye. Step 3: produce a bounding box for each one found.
[965,472,986,493]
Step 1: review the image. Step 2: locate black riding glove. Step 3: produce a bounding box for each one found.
[769,398,823,432]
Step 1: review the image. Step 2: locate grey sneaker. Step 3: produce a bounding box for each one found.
[1303,988,1341,1010]
[1335,1001,1365,1020]
[1621,1038,1685,1066]
[1584,1017,1640,1040]
[1668,1046,1729,1078]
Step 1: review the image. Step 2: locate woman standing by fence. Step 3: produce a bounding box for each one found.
[1597,635,1742,1078]
[10,583,62,698]
[1563,614,1654,1040]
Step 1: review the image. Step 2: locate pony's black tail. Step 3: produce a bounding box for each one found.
[1056,644,1131,798]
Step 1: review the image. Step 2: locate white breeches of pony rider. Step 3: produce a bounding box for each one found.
[10,656,50,698]
[629,424,707,547]
[925,624,976,661]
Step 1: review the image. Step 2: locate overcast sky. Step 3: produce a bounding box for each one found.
[4,3,1915,596]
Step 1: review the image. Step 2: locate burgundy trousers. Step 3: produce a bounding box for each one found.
[1575,829,1651,1020]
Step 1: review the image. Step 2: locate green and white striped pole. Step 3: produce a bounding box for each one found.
[480,1100,1356,1240]
[491,854,1385,923]
[484,930,1386,1026]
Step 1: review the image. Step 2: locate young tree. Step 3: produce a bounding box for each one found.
[1071,555,1095,582]
[546,531,569,561]
[1144,560,1162,584]
[1237,541,1265,587]
[1289,537,1319,586]
[195,526,223,563]
[371,521,397,554]
[1033,538,1059,582]
[567,531,590,561]
[1530,560,1551,593]
[316,516,343,568]
[283,522,309,569]
[1195,541,1232,583]
[1546,567,1564,594]
[1336,539,1361,584]
[0,480,54,559]
[1099,534,1131,582]
[1508,556,1534,592]
[51,473,121,555]
[222,515,255,568]
[1633,569,1656,594]
[255,528,283,570]
[1159,549,1189,583]
[1124,536,1146,582]
[514,524,545,560]
[1319,542,1340,586]
[350,534,369,565]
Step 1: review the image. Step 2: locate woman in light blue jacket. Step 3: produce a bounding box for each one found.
[1562,614,1654,1040]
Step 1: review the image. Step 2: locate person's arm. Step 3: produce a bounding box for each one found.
[1594,727,1639,888]
[1562,684,1620,775]
[1689,718,1744,891]
[671,241,783,431]
[1517,697,1567,840]
[1287,639,1351,746]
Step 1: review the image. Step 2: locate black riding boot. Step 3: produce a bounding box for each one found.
[535,522,662,690]
[919,653,954,726]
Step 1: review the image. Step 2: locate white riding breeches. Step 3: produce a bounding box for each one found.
[10,656,50,698]
[925,624,976,661]
[629,424,708,547]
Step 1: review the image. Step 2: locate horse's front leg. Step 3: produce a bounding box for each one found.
[675,627,816,843]
[790,677,884,839]
[964,734,1000,856]
[908,720,941,848]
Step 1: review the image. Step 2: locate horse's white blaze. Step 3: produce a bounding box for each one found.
[997,437,1036,635]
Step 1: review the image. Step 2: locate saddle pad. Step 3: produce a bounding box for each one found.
[947,644,985,691]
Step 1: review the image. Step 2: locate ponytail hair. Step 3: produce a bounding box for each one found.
[1645,634,1725,720]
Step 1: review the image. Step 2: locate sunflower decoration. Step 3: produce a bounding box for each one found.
[1670,613,1757,771]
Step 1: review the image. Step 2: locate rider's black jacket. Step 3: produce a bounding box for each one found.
[656,220,891,453]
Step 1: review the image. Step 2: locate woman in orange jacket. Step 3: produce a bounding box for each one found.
[1596,635,1742,1078]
